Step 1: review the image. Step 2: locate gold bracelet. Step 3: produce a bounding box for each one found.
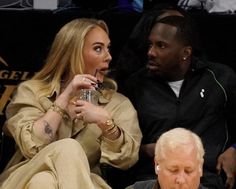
[112,126,121,137]
[106,126,119,135]
[105,124,116,132]
[49,102,69,120]
[104,119,115,131]
[103,126,121,140]
[102,119,121,136]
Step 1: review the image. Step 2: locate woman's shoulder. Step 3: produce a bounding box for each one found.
[100,89,129,103]
[111,91,132,103]
[9,79,44,105]
[16,79,41,92]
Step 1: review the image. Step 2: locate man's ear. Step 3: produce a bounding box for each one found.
[183,46,192,59]
[155,164,160,175]
[199,164,203,177]
[181,46,192,62]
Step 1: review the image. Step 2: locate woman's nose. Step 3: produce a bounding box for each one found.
[105,51,112,63]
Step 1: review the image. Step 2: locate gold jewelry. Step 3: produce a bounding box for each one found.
[73,118,79,123]
[103,119,120,135]
[106,119,113,126]
[106,126,119,135]
[49,102,69,120]
[105,119,115,132]
[77,114,84,120]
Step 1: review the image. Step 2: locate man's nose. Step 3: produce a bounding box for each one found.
[175,172,187,185]
[147,46,156,57]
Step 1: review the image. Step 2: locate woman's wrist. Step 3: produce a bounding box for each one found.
[56,93,71,109]
[100,119,121,140]
[49,102,69,120]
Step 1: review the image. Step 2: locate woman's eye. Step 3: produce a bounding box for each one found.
[94,47,102,52]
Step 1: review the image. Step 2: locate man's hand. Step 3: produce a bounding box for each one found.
[217,147,236,189]
[140,143,156,158]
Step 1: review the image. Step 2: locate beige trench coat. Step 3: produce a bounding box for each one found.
[0,80,142,189]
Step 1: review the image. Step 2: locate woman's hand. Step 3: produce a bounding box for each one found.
[55,74,98,115]
[72,100,109,125]
[61,74,98,99]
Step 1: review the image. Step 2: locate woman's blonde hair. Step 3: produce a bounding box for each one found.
[32,18,109,98]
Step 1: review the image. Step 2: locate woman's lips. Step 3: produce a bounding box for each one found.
[98,68,110,76]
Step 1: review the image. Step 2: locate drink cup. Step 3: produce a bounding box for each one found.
[77,89,99,105]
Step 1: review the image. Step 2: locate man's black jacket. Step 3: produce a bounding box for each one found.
[124,57,236,187]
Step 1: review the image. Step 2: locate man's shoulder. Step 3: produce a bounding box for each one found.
[199,184,208,189]
[127,179,157,189]
[194,57,234,73]
[126,180,207,189]
[205,60,235,75]
[124,68,149,90]
[127,67,147,81]
[195,58,236,82]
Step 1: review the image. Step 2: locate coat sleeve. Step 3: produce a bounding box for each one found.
[100,93,142,170]
[225,68,236,146]
[4,81,51,159]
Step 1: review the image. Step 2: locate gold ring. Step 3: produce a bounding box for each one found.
[73,118,78,123]
[76,113,84,120]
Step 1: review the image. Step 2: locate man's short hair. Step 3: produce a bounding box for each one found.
[152,15,199,52]
[155,128,205,164]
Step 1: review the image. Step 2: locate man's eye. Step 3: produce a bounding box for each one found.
[147,43,153,50]
[147,42,152,47]
[169,169,178,173]
[157,42,166,49]
[185,169,194,174]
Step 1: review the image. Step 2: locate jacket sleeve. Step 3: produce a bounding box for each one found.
[226,68,236,146]
[100,93,142,170]
[5,81,51,159]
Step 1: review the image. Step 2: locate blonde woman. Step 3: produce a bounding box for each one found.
[0,18,142,189]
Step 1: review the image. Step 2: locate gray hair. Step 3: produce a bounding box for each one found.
[155,128,205,164]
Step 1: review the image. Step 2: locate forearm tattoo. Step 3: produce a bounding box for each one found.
[43,120,54,139]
